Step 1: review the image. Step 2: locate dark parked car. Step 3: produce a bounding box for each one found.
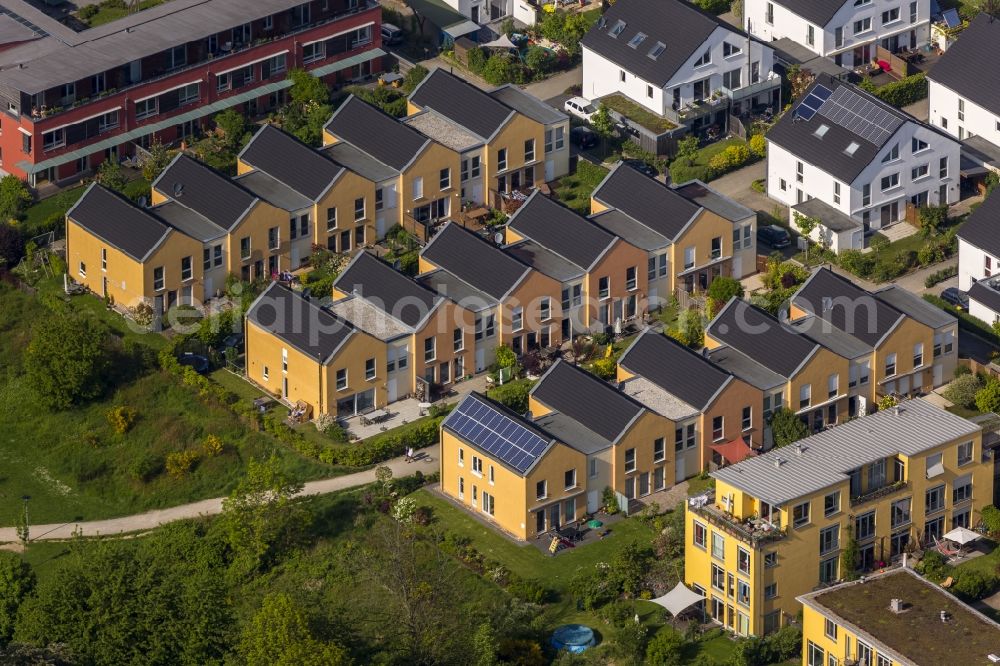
[941,287,969,310]
[623,159,657,177]
[570,126,597,149]
[757,224,791,249]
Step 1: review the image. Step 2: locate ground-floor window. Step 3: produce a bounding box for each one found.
[763,610,781,635]
[482,491,494,516]
[890,530,909,558]
[336,388,374,418]
[710,596,725,622]
[807,641,825,666]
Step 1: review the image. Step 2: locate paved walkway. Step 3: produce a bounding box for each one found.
[0,445,439,543]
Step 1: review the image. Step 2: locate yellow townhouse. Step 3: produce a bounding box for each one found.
[322,95,461,242]
[66,183,204,316]
[236,123,377,255]
[616,329,764,483]
[330,250,476,401]
[684,397,991,637]
[706,298,854,434]
[417,221,563,368]
[244,281,388,419]
[504,190,649,337]
[798,567,1000,666]
[589,162,757,309]
[406,69,567,207]
[789,267,959,405]
[150,153,291,293]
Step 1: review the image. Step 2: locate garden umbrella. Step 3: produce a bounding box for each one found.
[942,526,980,546]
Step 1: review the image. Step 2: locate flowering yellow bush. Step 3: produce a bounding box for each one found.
[105,406,137,434]
[165,450,199,478]
[202,434,224,457]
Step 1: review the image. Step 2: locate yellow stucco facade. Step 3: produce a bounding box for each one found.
[483,113,546,197]
[671,208,740,294]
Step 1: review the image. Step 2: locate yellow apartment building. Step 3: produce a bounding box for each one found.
[331,250,476,400]
[322,95,461,241]
[798,567,1000,666]
[418,222,563,368]
[504,191,649,337]
[237,123,377,255]
[789,267,959,405]
[590,163,758,308]
[245,281,389,418]
[706,298,854,433]
[685,397,991,637]
[440,391,587,541]
[406,69,556,206]
[617,329,765,483]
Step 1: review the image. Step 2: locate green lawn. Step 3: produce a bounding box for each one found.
[669,137,746,183]
[77,0,165,27]
[0,281,340,526]
[22,187,86,238]
[553,160,609,214]
[953,538,1000,579]
[600,94,677,134]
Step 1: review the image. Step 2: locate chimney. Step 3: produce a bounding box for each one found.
[794,443,804,456]
[890,598,905,613]
[894,405,901,416]
[940,610,950,623]
[773,457,784,469]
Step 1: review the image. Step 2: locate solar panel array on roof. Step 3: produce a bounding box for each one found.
[447,396,550,474]
[818,85,903,146]
[796,83,832,121]
[942,8,961,28]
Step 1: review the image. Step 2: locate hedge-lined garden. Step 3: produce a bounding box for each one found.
[859,72,928,108]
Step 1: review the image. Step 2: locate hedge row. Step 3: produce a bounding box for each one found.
[924,265,958,288]
[861,72,927,108]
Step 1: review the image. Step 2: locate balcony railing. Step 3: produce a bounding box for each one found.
[665,95,729,124]
[850,480,909,507]
[30,0,379,123]
[720,72,782,102]
[688,493,787,547]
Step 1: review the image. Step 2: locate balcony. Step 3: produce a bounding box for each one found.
[720,71,782,102]
[665,94,729,125]
[688,492,787,547]
[850,480,909,507]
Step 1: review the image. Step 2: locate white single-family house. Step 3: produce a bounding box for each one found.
[957,189,1000,326]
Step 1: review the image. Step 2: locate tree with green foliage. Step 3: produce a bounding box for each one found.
[793,211,818,237]
[141,140,172,182]
[96,158,128,193]
[482,54,524,85]
[667,309,704,349]
[975,378,1000,413]
[770,407,810,447]
[943,372,983,409]
[281,69,333,146]
[591,104,616,150]
[495,344,517,369]
[676,134,700,165]
[214,108,248,152]
[840,524,860,581]
[0,222,25,269]
[869,233,889,255]
[402,64,429,93]
[25,310,111,410]
[0,553,34,646]
[471,623,500,666]
[645,626,685,665]
[706,276,744,317]
[238,592,349,666]
[0,175,31,223]
[221,455,313,574]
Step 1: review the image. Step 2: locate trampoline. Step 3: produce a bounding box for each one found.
[550,624,596,653]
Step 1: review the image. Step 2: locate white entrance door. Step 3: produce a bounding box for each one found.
[475,348,486,372]
[291,246,299,269]
[387,377,397,403]
[472,182,483,204]
[675,456,686,484]
[732,254,742,278]
[376,214,387,239]
[587,490,599,513]
[545,159,554,181]
[899,375,910,396]
[933,363,943,387]
[204,275,213,300]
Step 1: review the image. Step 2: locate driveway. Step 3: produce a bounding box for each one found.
[0,445,440,542]
[524,66,581,101]
[705,161,773,216]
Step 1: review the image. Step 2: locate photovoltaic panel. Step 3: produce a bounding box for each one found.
[445,395,551,474]
[817,85,903,147]
[812,84,833,101]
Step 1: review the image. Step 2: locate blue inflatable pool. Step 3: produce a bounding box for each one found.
[551,624,596,653]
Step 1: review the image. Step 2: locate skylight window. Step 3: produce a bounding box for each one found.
[648,41,666,59]
[609,20,627,38]
[628,32,647,49]
[814,124,829,138]
[844,142,860,156]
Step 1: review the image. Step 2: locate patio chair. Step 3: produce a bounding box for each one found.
[934,536,960,558]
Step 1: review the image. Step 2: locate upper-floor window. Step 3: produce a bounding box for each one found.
[792,501,810,527]
[882,143,899,163]
[524,138,535,162]
[497,148,508,171]
[178,83,199,106]
[694,49,711,67]
[42,128,64,152]
[135,98,158,121]
[303,42,325,64]
[885,352,897,377]
[723,42,742,57]
[806,25,815,46]
[624,447,636,473]
[98,110,119,133]
[180,256,192,281]
[854,17,872,34]
[957,440,973,466]
[882,7,900,24]
[912,137,929,153]
[292,2,311,27]
[166,45,187,71]
[653,437,665,462]
[153,266,164,291]
[625,266,637,291]
[598,276,610,300]
[440,167,451,190]
[354,197,365,221]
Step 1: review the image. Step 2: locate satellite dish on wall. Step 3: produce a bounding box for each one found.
[137,195,148,208]
[172,182,184,197]
[494,231,504,245]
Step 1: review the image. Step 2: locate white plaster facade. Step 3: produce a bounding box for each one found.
[928,78,1000,149]
[958,237,1000,324]
[744,0,930,69]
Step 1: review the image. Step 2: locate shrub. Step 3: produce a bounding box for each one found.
[465,46,486,72]
[488,378,534,413]
[981,505,1000,535]
[771,407,809,447]
[707,143,751,175]
[839,249,876,278]
[952,569,1000,601]
[870,72,928,108]
[165,449,199,478]
[645,627,685,665]
[525,45,555,75]
[495,344,517,369]
[508,579,548,604]
[105,406,137,434]
[924,265,957,288]
[748,133,766,158]
[691,0,730,13]
[202,434,224,457]
[916,550,951,581]
[128,454,162,483]
[944,373,983,409]
[481,54,525,85]
[750,178,766,194]
[975,378,1000,413]
[591,357,617,379]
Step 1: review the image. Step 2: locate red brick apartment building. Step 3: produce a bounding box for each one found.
[0,0,383,185]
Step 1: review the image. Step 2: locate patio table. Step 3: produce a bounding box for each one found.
[363,408,390,425]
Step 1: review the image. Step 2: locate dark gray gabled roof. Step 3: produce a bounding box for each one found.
[324,95,429,172]
[791,268,903,347]
[580,0,732,88]
[153,154,257,231]
[420,223,530,300]
[707,345,786,392]
[532,411,613,454]
[504,240,584,283]
[969,280,1000,316]
[618,329,732,411]
[488,85,568,125]
[409,68,513,140]
[67,183,170,262]
[873,285,958,330]
[928,14,1000,121]
[150,200,225,243]
[707,299,819,378]
[334,251,439,329]
[592,162,701,241]
[767,0,847,26]
[957,188,1000,258]
[589,208,671,251]
[531,360,644,444]
[766,75,910,183]
[789,315,873,360]
[322,142,398,183]
[239,124,344,201]
[507,192,616,271]
[234,170,313,212]
[673,179,755,223]
[246,281,355,364]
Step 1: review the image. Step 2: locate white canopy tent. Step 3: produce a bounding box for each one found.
[943,526,981,546]
[483,34,517,50]
[650,582,705,617]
